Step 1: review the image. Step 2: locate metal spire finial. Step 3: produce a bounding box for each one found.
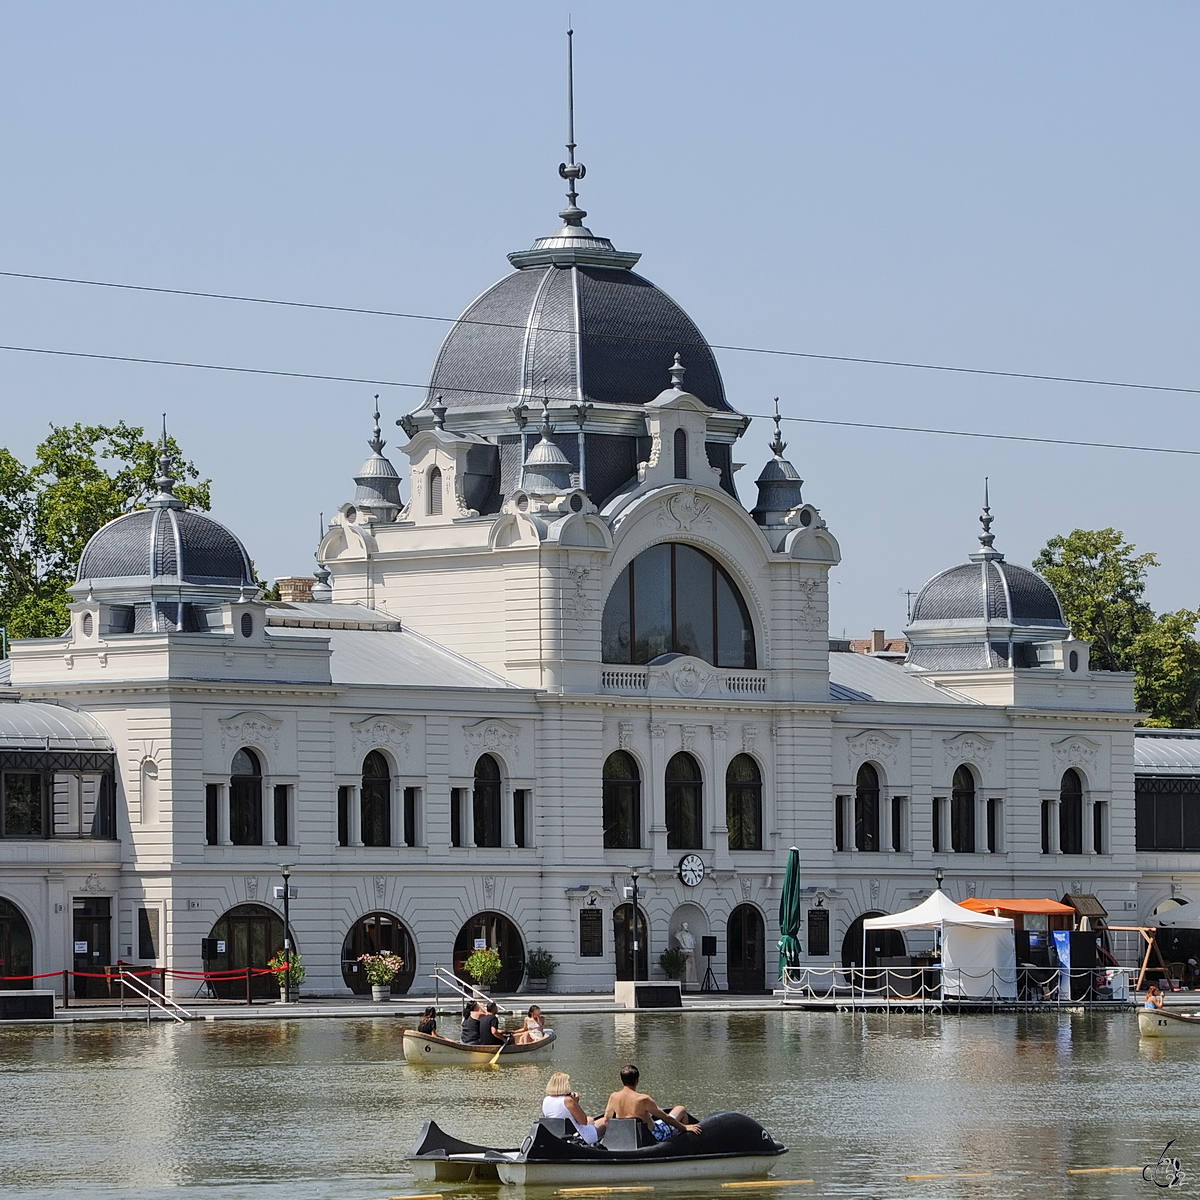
[669,353,687,390]
[368,394,386,454]
[769,397,787,457]
[557,25,588,226]
[539,394,555,440]
[149,413,183,508]
[979,476,995,549]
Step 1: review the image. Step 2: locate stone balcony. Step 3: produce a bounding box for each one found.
[600,655,769,700]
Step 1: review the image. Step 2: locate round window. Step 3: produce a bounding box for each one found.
[1068,650,1079,672]
[799,508,813,527]
[241,613,253,638]
[516,494,529,512]
[570,493,584,512]
[345,506,357,523]
[82,612,93,637]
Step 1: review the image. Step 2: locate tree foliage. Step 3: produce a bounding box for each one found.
[1131,609,1200,728]
[0,423,210,641]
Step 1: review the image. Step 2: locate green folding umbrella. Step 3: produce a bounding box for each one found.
[778,845,802,978]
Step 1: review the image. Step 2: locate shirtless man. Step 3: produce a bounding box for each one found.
[603,1064,701,1141]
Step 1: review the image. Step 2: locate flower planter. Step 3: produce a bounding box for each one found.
[371,985,391,1003]
[526,977,550,993]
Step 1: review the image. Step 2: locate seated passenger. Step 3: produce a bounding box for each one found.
[417,1006,438,1035]
[1145,984,1165,1010]
[461,1000,483,1044]
[603,1064,701,1141]
[543,1072,607,1144]
[478,1000,512,1047]
[514,1005,546,1045]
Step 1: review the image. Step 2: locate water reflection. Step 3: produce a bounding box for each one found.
[0,1010,1193,1199]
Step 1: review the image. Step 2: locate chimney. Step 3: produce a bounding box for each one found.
[276,576,315,604]
[871,629,886,653]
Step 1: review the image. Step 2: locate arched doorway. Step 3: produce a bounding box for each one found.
[341,912,417,994]
[0,898,33,989]
[726,904,766,993]
[841,911,907,977]
[203,904,289,999]
[613,902,648,982]
[453,911,525,992]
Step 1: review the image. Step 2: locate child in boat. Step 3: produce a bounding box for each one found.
[543,1072,607,1144]
[417,1006,438,1034]
[514,1005,546,1044]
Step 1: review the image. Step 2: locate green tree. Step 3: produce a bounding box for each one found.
[0,423,210,641]
[1132,609,1200,728]
[1033,528,1157,671]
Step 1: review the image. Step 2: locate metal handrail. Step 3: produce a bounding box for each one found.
[118,970,194,1023]
[430,966,516,1014]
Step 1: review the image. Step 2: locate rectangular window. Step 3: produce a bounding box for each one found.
[92,774,116,839]
[834,795,847,851]
[450,788,463,848]
[854,790,879,852]
[205,784,219,846]
[361,780,391,847]
[137,907,159,960]
[403,787,418,848]
[513,789,528,849]
[891,796,907,852]
[604,779,641,850]
[1041,799,1052,854]
[1132,780,1200,851]
[1093,800,1107,854]
[273,785,289,847]
[932,797,944,854]
[229,778,262,846]
[579,907,603,957]
[474,784,501,848]
[2,772,43,837]
[1059,794,1084,855]
[337,786,351,847]
[950,792,975,853]
[986,798,1002,853]
[807,908,830,957]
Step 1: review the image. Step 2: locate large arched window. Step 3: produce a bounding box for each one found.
[951,765,975,853]
[1060,768,1084,855]
[726,754,762,850]
[673,428,689,479]
[230,748,263,846]
[601,543,756,668]
[603,751,641,850]
[361,751,391,847]
[666,751,703,850]
[473,754,501,848]
[855,763,880,852]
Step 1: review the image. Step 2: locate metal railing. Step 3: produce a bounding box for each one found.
[430,965,516,1014]
[116,970,195,1023]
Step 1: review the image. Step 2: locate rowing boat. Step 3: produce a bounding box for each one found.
[1137,1008,1200,1038]
[401,1027,556,1064]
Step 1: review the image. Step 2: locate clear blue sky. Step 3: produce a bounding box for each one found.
[2,3,1197,636]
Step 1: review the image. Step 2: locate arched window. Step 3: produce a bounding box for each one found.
[673,428,688,478]
[726,754,762,850]
[229,748,263,846]
[140,759,159,825]
[1060,768,1084,855]
[950,765,975,853]
[473,754,501,848]
[601,543,756,669]
[603,751,641,850]
[361,751,391,847]
[666,751,703,850]
[855,763,880,852]
[428,466,443,516]
[0,897,34,989]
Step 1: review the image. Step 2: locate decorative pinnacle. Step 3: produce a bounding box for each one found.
[149,413,183,508]
[572,400,593,429]
[769,397,787,457]
[669,353,687,390]
[368,395,386,454]
[557,26,588,225]
[431,397,447,431]
[978,477,995,549]
[539,396,556,440]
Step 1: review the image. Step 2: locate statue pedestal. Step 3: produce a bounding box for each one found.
[614,981,683,1009]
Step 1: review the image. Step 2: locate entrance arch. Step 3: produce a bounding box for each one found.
[341,912,417,995]
[841,911,907,974]
[613,902,648,981]
[726,904,766,993]
[203,904,290,999]
[453,912,525,993]
[0,898,33,989]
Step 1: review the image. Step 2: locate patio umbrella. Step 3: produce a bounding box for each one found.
[778,845,802,978]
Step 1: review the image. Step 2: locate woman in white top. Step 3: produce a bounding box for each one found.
[514,1005,546,1045]
[542,1072,607,1144]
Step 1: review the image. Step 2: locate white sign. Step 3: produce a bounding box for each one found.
[216,940,226,954]
[473,938,487,951]
[74,941,88,953]
[273,885,298,899]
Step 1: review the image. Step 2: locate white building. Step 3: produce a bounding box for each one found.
[0,147,1181,999]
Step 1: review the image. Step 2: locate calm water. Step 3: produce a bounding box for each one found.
[0,1009,1194,1199]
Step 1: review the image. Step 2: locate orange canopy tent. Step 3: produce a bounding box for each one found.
[959,898,1075,918]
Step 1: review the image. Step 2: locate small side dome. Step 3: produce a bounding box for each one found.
[910,560,1064,626]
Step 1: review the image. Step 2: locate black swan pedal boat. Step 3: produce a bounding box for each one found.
[407,1111,788,1186]
[400,1027,556,1064]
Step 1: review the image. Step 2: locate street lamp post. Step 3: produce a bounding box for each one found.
[630,868,640,983]
[281,864,292,1003]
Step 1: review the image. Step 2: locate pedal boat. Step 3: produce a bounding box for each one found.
[400,1027,556,1064]
[407,1112,788,1186]
[1138,1008,1200,1037]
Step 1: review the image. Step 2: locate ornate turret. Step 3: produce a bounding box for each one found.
[521,400,574,494]
[351,401,402,524]
[751,401,805,526]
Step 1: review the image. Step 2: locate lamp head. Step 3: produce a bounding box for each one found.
[935,867,944,888]
[281,864,292,880]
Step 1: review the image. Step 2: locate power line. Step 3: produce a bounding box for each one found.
[3,267,1200,398]
[0,338,1196,457]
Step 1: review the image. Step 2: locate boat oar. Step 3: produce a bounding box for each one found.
[487,1037,508,1067]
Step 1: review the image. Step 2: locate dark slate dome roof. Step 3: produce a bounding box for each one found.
[425,263,731,413]
[77,506,253,587]
[911,559,1065,627]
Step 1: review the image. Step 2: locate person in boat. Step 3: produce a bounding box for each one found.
[461,1000,484,1043]
[1145,984,1165,1010]
[514,1005,546,1045]
[417,1006,438,1035]
[603,1064,701,1141]
[478,1001,512,1047]
[543,1072,607,1144]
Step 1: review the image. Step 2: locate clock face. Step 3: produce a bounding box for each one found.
[678,854,704,887]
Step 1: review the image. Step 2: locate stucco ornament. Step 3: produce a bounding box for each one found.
[219,711,282,754]
[618,722,635,750]
[681,725,697,752]
[483,875,495,901]
[740,877,752,901]
[245,876,258,901]
[351,715,411,760]
[794,579,824,632]
[84,872,103,894]
[563,567,594,634]
[846,729,901,771]
[657,489,713,532]
[374,875,386,902]
[464,719,520,761]
[943,732,995,772]
[649,657,715,698]
[742,725,759,753]
[650,723,668,740]
[1052,735,1101,773]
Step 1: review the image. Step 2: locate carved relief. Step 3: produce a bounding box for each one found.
[483,875,496,901]
[681,725,697,752]
[668,661,714,698]
[846,729,901,771]
[245,876,259,901]
[657,489,713,533]
[712,725,728,742]
[618,722,634,751]
[795,579,824,631]
[220,711,283,754]
[351,715,411,760]
[650,723,667,740]
[943,732,995,772]
[1052,735,1102,774]
[464,719,520,761]
[869,878,880,904]
[742,725,759,753]
[740,877,752,901]
[84,872,102,894]
[374,875,386,902]
[563,567,594,634]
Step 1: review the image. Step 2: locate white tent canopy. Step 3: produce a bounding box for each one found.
[864,891,1017,999]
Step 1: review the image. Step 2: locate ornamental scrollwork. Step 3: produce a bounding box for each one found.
[657,488,713,533]
[846,729,901,770]
[1052,735,1102,774]
[219,711,283,754]
[464,718,520,761]
[943,732,995,772]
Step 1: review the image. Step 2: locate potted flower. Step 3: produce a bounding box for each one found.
[267,950,306,1000]
[525,946,558,993]
[465,946,502,994]
[659,947,688,982]
[359,952,404,1002]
